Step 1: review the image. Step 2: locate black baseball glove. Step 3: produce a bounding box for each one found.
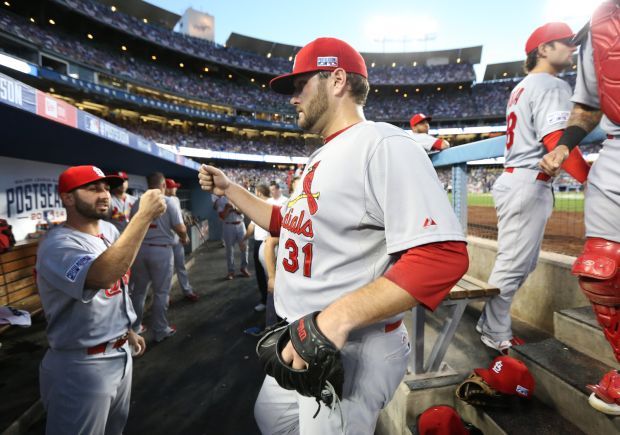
[256,311,344,408]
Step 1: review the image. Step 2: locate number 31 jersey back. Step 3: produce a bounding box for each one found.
[504,72,573,169]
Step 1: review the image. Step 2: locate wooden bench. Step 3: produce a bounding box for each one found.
[0,241,41,334]
[410,275,500,374]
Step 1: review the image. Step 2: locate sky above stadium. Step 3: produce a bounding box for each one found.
[148,0,604,80]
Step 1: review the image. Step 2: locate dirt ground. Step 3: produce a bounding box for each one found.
[468,206,585,257]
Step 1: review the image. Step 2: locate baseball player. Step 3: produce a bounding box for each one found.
[36,165,165,435]
[130,173,188,342]
[165,178,199,302]
[269,181,289,206]
[539,1,620,414]
[477,22,591,354]
[409,113,450,152]
[217,196,250,280]
[108,171,137,233]
[199,37,469,434]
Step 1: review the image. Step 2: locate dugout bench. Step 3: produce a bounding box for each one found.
[409,275,500,374]
[0,241,42,334]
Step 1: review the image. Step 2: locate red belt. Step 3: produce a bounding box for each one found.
[225,221,241,225]
[384,320,402,333]
[505,167,551,182]
[87,334,128,355]
[149,224,157,228]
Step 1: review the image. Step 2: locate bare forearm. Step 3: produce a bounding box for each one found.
[264,239,278,279]
[318,277,417,344]
[86,213,151,288]
[224,183,273,229]
[567,103,602,134]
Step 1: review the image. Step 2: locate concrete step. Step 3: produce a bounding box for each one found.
[455,396,585,435]
[554,306,618,367]
[511,338,620,435]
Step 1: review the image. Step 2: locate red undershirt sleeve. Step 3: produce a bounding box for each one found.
[432,138,444,151]
[543,130,590,184]
[384,241,469,311]
[269,205,283,237]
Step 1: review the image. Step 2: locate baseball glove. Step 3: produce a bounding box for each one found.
[256,311,344,408]
[455,373,511,407]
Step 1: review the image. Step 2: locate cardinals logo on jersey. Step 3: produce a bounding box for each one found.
[287,161,321,215]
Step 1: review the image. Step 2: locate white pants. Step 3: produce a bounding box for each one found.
[478,169,553,341]
[254,323,410,435]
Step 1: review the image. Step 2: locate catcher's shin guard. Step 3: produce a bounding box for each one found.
[572,238,620,362]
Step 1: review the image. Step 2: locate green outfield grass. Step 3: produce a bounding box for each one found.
[464,192,584,212]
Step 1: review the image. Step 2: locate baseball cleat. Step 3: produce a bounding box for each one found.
[184,291,199,302]
[226,272,235,280]
[587,370,620,415]
[480,334,525,355]
[155,326,177,343]
[254,303,266,312]
[240,268,251,277]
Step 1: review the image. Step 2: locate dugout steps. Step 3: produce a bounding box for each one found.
[511,338,620,435]
[554,307,618,368]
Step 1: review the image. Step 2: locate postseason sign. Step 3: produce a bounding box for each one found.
[0,156,66,241]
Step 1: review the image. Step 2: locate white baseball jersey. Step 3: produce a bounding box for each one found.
[109,193,136,233]
[36,221,136,349]
[573,32,620,137]
[273,121,465,321]
[271,195,289,207]
[410,132,442,152]
[573,31,620,242]
[504,73,573,168]
[131,195,183,245]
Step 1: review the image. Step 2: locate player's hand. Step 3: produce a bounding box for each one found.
[198,165,231,196]
[539,145,569,176]
[180,234,190,245]
[281,340,308,370]
[441,139,451,150]
[137,189,166,220]
[128,330,146,357]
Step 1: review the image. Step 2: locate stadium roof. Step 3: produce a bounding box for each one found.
[226,33,482,66]
[95,0,180,30]
[484,55,578,81]
[483,61,526,81]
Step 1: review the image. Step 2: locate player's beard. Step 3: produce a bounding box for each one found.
[74,195,111,220]
[297,79,329,132]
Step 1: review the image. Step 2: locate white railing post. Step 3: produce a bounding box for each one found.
[451,163,468,234]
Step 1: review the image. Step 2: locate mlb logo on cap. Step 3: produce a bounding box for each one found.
[317,56,338,67]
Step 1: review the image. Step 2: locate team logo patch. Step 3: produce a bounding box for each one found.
[288,161,321,215]
[546,111,570,126]
[93,166,105,177]
[317,56,338,67]
[65,255,93,282]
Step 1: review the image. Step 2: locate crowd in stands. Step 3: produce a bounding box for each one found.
[107,116,309,156]
[368,63,474,85]
[217,166,294,192]
[56,0,476,87]
[0,8,580,123]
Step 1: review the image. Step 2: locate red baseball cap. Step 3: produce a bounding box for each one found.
[475,356,535,398]
[165,178,181,189]
[418,406,470,435]
[111,171,129,180]
[410,113,432,128]
[58,165,124,194]
[525,22,575,54]
[270,37,368,95]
